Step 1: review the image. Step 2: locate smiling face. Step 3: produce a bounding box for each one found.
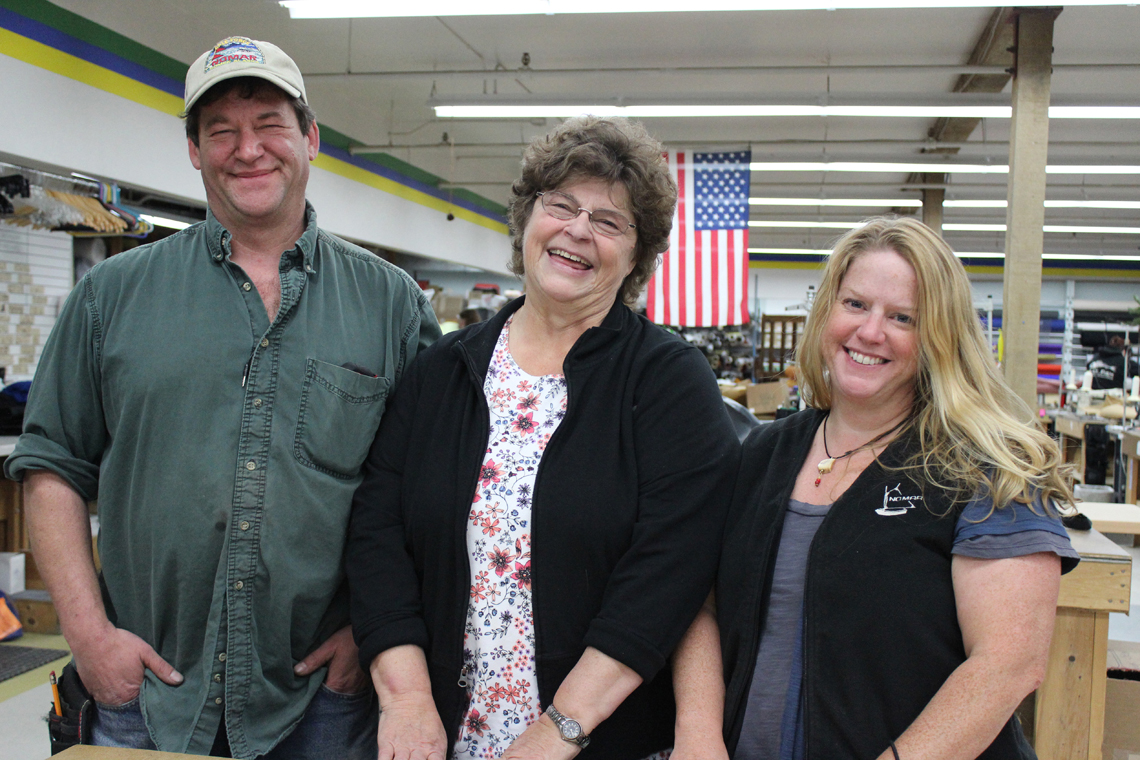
[520,177,637,316]
[187,86,318,234]
[823,248,921,416]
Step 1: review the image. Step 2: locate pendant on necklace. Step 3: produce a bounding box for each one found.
[815,457,836,487]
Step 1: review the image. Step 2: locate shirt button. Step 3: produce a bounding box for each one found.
[253,398,263,407]
[260,338,269,348]
[218,653,227,662]
[246,461,256,471]
[243,282,252,291]
[234,580,244,590]
[215,697,223,705]
[240,521,250,531]
[213,674,222,683]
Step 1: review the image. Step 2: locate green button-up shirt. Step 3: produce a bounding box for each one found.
[6,205,440,757]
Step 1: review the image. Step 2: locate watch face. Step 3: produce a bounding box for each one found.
[562,719,582,740]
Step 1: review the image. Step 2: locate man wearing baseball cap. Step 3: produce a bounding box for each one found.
[7,36,439,758]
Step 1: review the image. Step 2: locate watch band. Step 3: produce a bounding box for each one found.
[545,703,591,748]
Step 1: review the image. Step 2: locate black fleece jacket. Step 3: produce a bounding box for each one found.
[718,410,1035,759]
[347,297,739,758]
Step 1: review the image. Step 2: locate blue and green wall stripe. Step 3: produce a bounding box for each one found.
[0,0,508,233]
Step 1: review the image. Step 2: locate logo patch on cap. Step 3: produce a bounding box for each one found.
[204,36,265,73]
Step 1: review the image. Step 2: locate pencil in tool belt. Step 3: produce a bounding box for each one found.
[49,670,62,717]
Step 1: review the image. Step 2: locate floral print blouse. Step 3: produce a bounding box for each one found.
[453,316,567,758]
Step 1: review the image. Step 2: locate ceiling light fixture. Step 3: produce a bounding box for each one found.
[747,248,1140,262]
[748,162,1140,175]
[139,214,192,230]
[434,105,1140,119]
[749,220,1140,233]
[282,0,1140,19]
[749,198,1140,209]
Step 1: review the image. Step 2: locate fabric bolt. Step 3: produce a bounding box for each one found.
[718,409,1077,760]
[6,204,439,757]
[454,316,563,757]
[646,150,751,327]
[348,296,739,759]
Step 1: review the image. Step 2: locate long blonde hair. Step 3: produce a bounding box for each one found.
[796,216,1073,512]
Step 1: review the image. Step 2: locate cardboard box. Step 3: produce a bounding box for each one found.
[719,382,748,404]
[0,551,25,594]
[11,588,59,634]
[430,292,466,323]
[1104,640,1140,759]
[1104,675,1140,759]
[746,380,788,415]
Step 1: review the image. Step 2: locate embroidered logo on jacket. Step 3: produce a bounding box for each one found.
[876,483,923,516]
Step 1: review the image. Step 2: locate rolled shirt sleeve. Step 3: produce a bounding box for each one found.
[5,274,105,499]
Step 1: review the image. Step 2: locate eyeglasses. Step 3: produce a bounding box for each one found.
[536,191,635,237]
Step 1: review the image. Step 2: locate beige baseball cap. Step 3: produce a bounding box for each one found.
[184,36,307,112]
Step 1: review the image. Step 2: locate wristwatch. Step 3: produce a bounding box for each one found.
[545,703,591,748]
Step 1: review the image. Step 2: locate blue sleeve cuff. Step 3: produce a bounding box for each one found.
[955,492,1069,543]
[953,529,1081,574]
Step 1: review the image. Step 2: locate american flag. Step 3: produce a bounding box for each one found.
[647,150,751,327]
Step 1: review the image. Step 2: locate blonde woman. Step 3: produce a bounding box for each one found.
[676,217,1078,760]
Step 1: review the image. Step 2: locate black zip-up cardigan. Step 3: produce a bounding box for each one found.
[718,410,1035,759]
[348,297,739,758]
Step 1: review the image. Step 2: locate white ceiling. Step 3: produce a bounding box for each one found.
[47,1,1140,260]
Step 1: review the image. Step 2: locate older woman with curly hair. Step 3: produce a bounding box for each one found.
[346,116,739,760]
[675,216,1080,760]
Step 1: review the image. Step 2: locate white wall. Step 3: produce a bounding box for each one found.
[0,223,72,381]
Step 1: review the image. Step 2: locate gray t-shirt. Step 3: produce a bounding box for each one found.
[734,498,829,760]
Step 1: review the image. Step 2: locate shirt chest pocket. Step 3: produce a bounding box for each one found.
[294,358,390,479]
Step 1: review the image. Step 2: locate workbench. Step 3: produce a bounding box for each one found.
[1120,428,1140,505]
[1034,527,1132,760]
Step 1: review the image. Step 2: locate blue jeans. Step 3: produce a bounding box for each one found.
[91,684,378,759]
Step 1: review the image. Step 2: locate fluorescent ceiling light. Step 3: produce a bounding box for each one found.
[750,198,922,207]
[750,221,861,229]
[749,220,1140,234]
[748,162,1140,175]
[748,248,1140,262]
[283,0,1140,18]
[749,198,1140,210]
[139,214,191,230]
[434,105,1140,119]
[945,223,1140,234]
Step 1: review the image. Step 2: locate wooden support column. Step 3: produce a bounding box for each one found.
[1002,8,1060,410]
[922,173,945,236]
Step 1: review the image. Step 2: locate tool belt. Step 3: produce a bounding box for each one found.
[49,661,93,754]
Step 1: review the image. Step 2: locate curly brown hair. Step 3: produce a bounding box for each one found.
[507,116,677,305]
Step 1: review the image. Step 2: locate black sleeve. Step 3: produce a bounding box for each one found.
[347,347,433,671]
[582,345,741,680]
